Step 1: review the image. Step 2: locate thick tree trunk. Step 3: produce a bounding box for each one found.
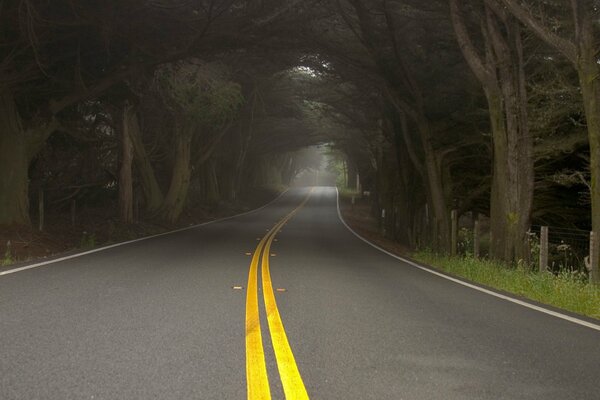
[346,161,358,190]
[0,91,29,225]
[119,103,134,223]
[497,2,599,278]
[391,113,421,245]
[487,19,533,263]
[451,2,533,263]
[418,119,450,251]
[196,159,220,205]
[578,45,600,283]
[388,102,449,251]
[487,92,532,262]
[160,126,192,223]
[231,127,252,200]
[488,94,508,260]
[128,110,164,213]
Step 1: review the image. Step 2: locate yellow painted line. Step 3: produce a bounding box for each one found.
[261,236,308,399]
[246,188,313,400]
[246,236,271,399]
[260,192,312,400]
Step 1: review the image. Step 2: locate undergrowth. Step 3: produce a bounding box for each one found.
[2,241,14,266]
[413,250,600,320]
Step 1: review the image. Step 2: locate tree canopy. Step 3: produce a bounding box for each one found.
[1,0,598,278]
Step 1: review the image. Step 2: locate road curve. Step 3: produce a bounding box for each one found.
[1,187,599,399]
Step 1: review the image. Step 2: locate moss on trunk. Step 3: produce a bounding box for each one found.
[160,126,192,223]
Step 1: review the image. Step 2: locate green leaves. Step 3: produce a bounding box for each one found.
[154,60,244,128]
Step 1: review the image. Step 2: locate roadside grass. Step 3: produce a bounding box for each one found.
[79,231,96,249]
[413,250,600,320]
[0,250,16,267]
[2,243,14,266]
[337,188,360,198]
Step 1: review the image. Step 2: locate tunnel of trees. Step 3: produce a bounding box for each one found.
[0,0,598,281]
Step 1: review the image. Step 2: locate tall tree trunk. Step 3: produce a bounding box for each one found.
[418,118,450,251]
[388,99,450,251]
[391,112,422,245]
[160,124,192,223]
[119,103,134,223]
[0,91,29,225]
[487,92,532,261]
[578,35,600,283]
[487,19,533,263]
[208,160,220,204]
[499,0,599,280]
[128,109,164,213]
[232,131,250,200]
[451,0,533,263]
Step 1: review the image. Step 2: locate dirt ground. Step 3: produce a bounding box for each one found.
[0,187,280,267]
[338,194,411,257]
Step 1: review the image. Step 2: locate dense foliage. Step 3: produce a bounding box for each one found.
[0,0,598,279]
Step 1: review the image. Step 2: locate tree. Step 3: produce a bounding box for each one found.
[0,0,309,226]
[339,0,463,250]
[450,0,534,263]
[129,60,243,223]
[119,102,136,223]
[494,0,599,279]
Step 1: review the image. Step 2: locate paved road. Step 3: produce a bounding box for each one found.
[1,187,599,399]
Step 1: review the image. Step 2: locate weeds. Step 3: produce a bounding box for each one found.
[413,250,600,320]
[2,240,14,266]
[79,231,96,249]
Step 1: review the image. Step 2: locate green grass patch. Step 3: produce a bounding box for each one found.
[413,250,600,320]
[337,187,361,198]
[79,231,96,249]
[2,240,15,266]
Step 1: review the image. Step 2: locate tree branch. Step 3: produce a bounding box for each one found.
[49,67,135,115]
[449,0,494,86]
[498,0,578,65]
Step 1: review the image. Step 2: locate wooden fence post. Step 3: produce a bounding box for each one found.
[451,210,458,256]
[588,231,597,283]
[539,226,549,273]
[473,219,480,259]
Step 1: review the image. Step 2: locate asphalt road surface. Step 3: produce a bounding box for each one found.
[1,187,599,400]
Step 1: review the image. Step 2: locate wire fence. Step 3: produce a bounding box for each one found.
[531,225,590,273]
[455,212,592,275]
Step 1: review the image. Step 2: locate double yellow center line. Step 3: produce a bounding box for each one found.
[245,189,313,400]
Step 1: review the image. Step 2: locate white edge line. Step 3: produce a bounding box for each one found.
[0,189,290,277]
[335,187,600,332]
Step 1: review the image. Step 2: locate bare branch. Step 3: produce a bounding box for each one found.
[498,0,578,64]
